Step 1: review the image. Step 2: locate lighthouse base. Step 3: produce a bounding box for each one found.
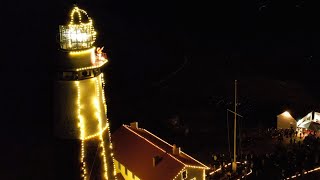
[54,129,115,180]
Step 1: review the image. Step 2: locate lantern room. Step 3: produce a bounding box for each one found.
[59,6,97,50]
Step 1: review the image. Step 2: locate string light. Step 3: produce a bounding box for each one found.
[172,167,186,180]
[284,166,320,179]
[208,161,253,180]
[125,125,209,170]
[95,76,109,180]
[100,73,117,177]
[76,81,87,180]
[101,73,108,114]
[83,123,109,140]
[143,129,209,169]
[75,60,108,71]
[69,47,95,55]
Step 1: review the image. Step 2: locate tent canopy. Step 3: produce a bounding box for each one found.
[296,111,320,131]
[298,121,320,131]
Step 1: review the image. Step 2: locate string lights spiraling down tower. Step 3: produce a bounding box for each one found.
[54,6,116,180]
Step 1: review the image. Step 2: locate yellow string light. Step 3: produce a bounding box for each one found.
[143,128,209,169]
[208,161,252,180]
[284,166,320,179]
[101,73,108,115]
[75,60,108,72]
[172,167,186,180]
[69,46,95,55]
[100,73,117,177]
[83,123,109,140]
[95,76,109,180]
[76,81,87,180]
[124,125,209,170]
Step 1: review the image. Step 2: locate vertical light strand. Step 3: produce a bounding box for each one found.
[101,73,107,115]
[101,73,117,178]
[95,76,109,180]
[76,81,87,180]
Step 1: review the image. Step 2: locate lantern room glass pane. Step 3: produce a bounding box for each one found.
[59,24,96,50]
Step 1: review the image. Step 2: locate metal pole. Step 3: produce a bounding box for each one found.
[227,110,231,160]
[232,80,237,172]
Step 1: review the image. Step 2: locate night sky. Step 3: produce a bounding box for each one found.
[2,0,320,178]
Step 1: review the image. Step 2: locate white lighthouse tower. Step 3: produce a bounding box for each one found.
[54,6,116,180]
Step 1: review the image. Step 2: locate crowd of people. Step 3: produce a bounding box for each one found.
[207,127,320,179]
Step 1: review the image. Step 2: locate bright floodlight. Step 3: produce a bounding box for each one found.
[59,6,96,50]
[283,111,291,118]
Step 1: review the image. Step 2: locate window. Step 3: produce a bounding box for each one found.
[93,68,100,76]
[132,174,135,179]
[125,167,128,175]
[118,162,121,170]
[182,170,187,179]
[62,72,74,80]
[81,70,91,77]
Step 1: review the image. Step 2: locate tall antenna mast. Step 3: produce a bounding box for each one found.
[232,80,237,172]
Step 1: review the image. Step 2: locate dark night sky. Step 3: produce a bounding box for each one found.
[2,0,320,178]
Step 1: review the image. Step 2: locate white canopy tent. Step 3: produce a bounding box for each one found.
[297,112,320,131]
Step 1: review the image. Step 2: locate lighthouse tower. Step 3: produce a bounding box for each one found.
[54,6,116,180]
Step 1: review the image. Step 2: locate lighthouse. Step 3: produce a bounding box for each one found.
[54,6,116,180]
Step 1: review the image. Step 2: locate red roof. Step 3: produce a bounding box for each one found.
[112,125,208,180]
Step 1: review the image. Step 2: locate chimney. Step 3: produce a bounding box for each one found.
[172,144,181,155]
[153,155,162,167]
[130,122,138,129]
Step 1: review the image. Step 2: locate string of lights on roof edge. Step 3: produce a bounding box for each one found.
[128,126,209,169]
[143,128,210,169]
[208,161,253,179]
[123,125,185,165]
[284,166,320,179]
[172,167,186,180]
[123,125,207,180]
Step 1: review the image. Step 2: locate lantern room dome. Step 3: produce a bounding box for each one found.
[69,6,91,24]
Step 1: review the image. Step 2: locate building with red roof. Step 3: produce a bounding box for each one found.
[112,122,209,180]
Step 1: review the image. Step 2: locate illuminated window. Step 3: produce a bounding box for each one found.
[182,170,187,179]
